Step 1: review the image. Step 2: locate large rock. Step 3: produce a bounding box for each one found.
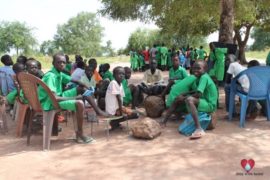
[144,96,165,118]
[130,118,161,139]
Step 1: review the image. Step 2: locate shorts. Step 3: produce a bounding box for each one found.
[197,98,215,113]
[59,88,77,111]
[6,90,18,105]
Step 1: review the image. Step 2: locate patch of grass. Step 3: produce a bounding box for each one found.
[245,49,269,62]
[0,55,130,69]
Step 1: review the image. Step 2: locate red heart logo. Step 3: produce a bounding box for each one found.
[241,159,255,172]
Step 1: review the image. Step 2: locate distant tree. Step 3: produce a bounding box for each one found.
[40,40,59,55]
[102,40,116,56]
[117,48,128,55]
[54,12,103,57]
[0,21,37,55]
[127,28,152,50]
[126,28,206,50]
[251,27,270,50]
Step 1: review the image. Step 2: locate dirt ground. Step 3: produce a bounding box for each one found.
[1,63,270,180]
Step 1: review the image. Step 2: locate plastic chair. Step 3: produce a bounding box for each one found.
[15,98,30,137]
[16,72,77,150]
[228,66,270,127]
[0,99,8,134]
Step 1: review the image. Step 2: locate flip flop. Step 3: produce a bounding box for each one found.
[102,116,123,121]
[190,129,205,139]
[76,135,95,144]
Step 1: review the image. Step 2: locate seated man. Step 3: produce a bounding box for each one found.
[161,54,188,98]
[162,61,218,139]
[138,59,165,95]
[38,53,107,143]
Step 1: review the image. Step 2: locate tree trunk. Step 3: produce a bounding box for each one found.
[234,24,253,64]
[219,0,235,43]
[238,44,246,64]
[16,47,19,56]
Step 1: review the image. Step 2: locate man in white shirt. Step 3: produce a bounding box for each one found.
[139,59,165,95]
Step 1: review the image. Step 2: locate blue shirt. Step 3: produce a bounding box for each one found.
[0,66,15,95]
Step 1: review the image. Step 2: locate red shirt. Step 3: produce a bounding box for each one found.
[142,50,150,62]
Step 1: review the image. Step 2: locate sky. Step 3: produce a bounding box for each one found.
[0,0,159,50]
[0,0,251,51]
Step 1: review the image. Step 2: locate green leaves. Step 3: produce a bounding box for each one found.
[0,21,37,55]
[251,27,270,50]
[54,12,103,57]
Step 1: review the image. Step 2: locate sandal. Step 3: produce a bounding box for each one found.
[190,128,205,139]
[76,134,95,144]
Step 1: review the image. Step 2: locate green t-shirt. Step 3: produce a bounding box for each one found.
[266,52,270,66]
[208,48,228,81]
[169,66,188,81]
[192,73,218,112]
[166,75,197,107]
[122,79,132,105]
[167,51,172,68]
[102,71,114,81]
[6,89,18,105]
[197,49,206,60]
[38,67,71,111]
[65,63,72,72]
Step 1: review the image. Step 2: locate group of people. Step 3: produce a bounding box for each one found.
[0,44,268,142]
[0,53,141,143]
[129,44,208,72]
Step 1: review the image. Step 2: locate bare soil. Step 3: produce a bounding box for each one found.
[1,63,270,180]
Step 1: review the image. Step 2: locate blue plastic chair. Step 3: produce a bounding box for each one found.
[228,66,270,127]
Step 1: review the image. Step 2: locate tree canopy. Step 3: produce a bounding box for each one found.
[40,40,58,55]
[251,27,270,50]
[54,12,103,57]
[100,0,270,61]
[0,21,37,55]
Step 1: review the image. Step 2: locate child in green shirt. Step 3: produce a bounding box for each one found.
[102,63,114,81]
[162,61,218,139]
[122,67,142,109]
[38,53,109,143]
[161,54,188,98]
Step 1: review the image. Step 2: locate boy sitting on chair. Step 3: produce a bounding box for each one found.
[38,53,108,143]
[162,61,218,139]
